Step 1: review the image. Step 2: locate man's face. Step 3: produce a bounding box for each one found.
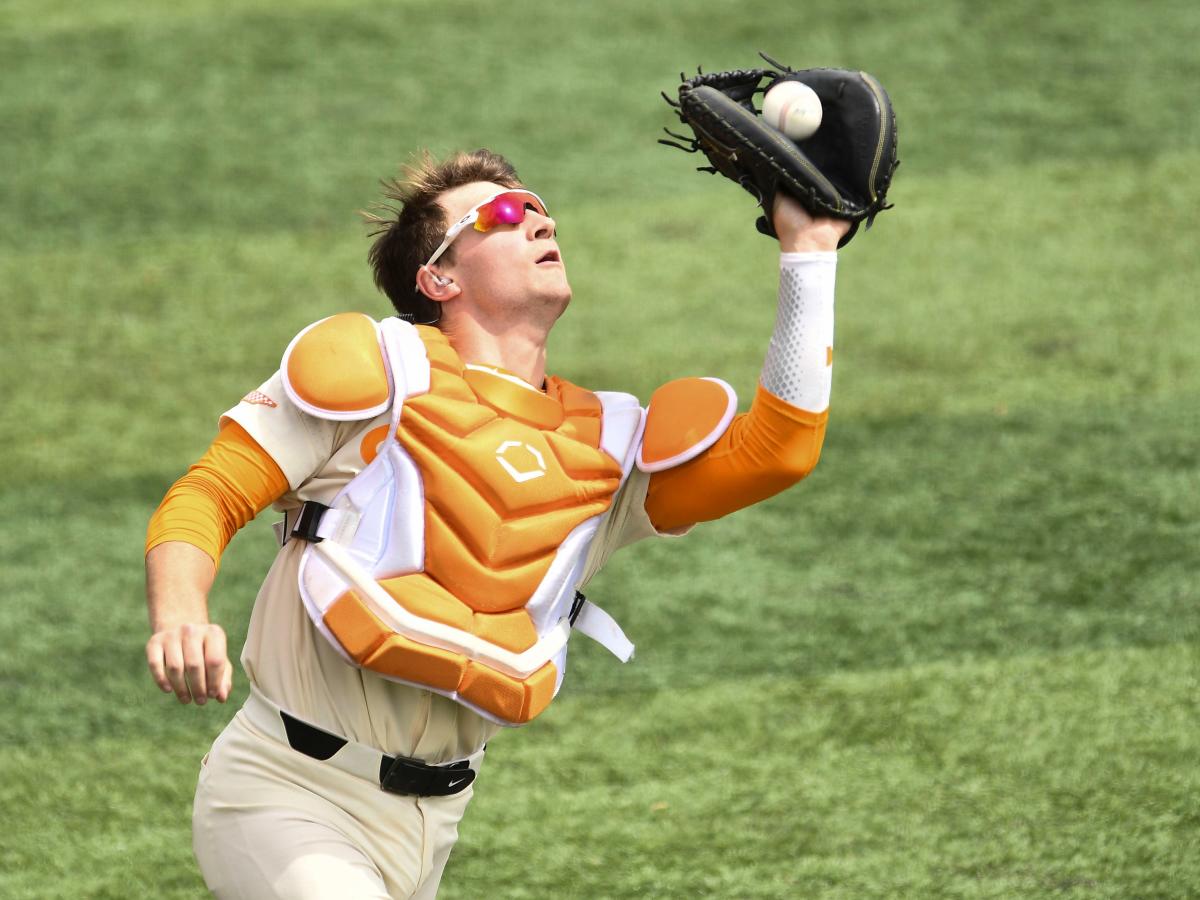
[433,181,570,328]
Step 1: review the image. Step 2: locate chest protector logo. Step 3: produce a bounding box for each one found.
[289,317,644,726]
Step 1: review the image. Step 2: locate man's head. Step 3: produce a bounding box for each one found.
[366,150,568,330]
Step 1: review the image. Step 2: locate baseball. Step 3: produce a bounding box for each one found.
[761,81,823,141]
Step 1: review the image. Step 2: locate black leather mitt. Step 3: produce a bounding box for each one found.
[662,54,899,246]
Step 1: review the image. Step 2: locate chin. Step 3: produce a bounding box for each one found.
[539,289,571,326]
[539,275,572,316]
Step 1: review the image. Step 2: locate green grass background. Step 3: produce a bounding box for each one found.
[2,0,1198,896]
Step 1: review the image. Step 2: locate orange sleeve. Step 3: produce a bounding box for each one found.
[644,384,828,533]
[145,420,290,568]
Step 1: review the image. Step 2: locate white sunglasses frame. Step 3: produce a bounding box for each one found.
[418,189,550,280]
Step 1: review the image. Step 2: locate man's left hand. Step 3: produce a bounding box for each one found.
[772,194,851,253]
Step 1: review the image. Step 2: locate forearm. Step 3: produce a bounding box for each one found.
[145,540,231,704]
[146,540,216,631]
[143,421,286,703]
[760,250,836,413]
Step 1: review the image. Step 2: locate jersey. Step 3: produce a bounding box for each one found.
[218,321,672,760]
[288,318,646,725]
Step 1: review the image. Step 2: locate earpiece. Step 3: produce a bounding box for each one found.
[433,275,452,286]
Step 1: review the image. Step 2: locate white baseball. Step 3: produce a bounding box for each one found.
[761,81,823,141]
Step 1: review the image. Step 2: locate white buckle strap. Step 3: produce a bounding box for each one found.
[572,599,635,662]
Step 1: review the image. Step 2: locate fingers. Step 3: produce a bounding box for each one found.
[160,630,190,702]
[218,658,233,703]
[204,627,230,703]
[145,636,174,695]
[181,624,208,703]
[145,625,232,705]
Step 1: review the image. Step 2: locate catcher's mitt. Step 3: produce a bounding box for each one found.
[661,53,898,246]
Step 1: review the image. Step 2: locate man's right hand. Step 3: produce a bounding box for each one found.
[146,623,233,705]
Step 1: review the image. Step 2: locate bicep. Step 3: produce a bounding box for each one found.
[145,421,290,566]
[644,385,828,533]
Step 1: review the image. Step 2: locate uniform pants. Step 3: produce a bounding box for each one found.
[192,707,475,898]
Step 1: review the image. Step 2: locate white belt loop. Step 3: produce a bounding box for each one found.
[273,516,292,547]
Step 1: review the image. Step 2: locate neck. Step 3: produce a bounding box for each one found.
[438,312,550,388]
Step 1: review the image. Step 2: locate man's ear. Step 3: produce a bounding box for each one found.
[415,265,462,303]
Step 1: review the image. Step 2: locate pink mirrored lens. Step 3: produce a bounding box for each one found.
[474,192,545,232]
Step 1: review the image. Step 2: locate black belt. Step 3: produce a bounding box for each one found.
[278,709,477,797]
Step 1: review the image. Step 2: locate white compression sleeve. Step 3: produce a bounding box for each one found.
[759,251,837,412]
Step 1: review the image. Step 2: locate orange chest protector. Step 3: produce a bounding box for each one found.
[281,315,645,726]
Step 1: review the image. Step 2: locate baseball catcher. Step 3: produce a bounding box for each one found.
[144,58,898,898]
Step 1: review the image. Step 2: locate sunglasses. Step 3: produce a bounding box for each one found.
[420,189,550,276]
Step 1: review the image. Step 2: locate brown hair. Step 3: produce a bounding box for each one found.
[363,149,522,324]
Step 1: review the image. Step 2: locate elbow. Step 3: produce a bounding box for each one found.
[740,440,822,505]
[769,428,825,486]
[744,387,829,489]
[776,446,821,486]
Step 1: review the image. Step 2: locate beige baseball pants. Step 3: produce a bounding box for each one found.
[192,701,477,898]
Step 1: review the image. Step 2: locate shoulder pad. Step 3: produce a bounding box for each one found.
[636,377,737,473]
[281,313,392,420]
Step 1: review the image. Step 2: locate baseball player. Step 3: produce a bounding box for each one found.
[145,112,887,895]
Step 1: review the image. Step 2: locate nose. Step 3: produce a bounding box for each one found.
[530,212,556,241]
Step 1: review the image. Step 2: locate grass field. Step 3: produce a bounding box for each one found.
[2,0,1198,897]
